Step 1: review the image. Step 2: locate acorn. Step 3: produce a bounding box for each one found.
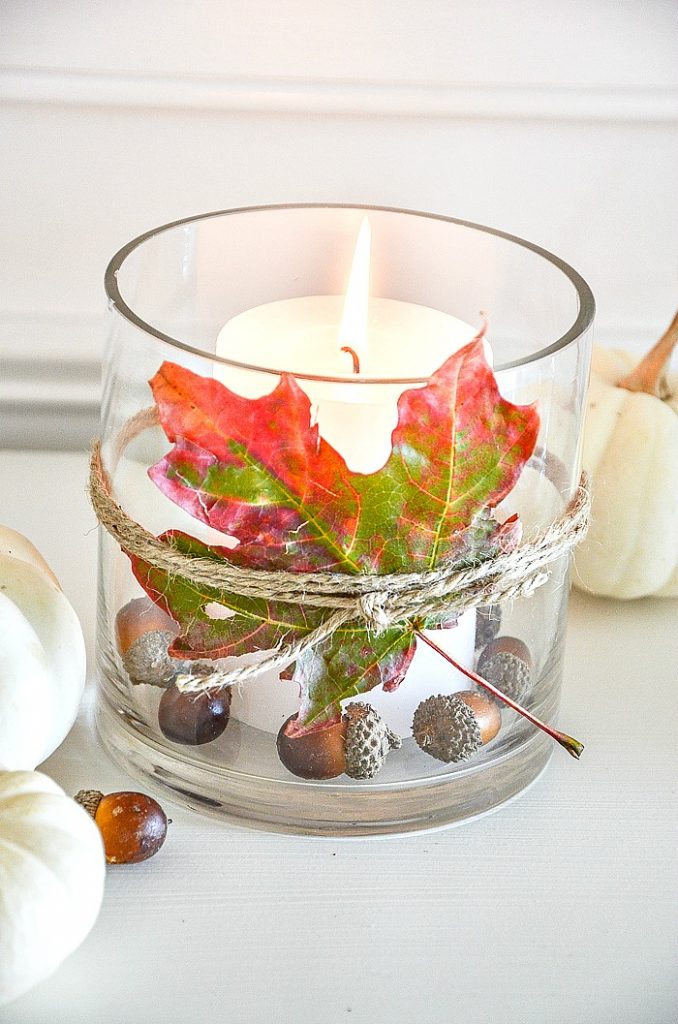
[412,691,501,763]
[474,604,502,650]
[75,789,168,864]
[158,683,231,745]
[115,597,179,687]
[343,703,401,780]
[476,636,533,704]
[277,714,347,780]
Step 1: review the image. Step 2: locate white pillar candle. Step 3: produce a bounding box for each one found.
[216,294,481,472]
[209,219,485,737]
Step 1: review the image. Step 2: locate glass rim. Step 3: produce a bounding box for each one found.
[104,203,596,382]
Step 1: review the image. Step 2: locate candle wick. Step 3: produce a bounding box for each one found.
[340,346,361,374]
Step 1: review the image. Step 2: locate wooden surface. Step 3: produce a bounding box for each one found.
[0,450,676,1024]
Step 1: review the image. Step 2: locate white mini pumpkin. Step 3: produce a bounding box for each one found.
[0,527,86,769]
[575,313,678,599]
[0,769,105,1006]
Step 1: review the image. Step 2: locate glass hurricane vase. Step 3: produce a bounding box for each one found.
[96,204,594,836]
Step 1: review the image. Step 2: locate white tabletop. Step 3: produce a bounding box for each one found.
[0,449,676,1024]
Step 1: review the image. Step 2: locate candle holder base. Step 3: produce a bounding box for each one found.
[95,681,554,837]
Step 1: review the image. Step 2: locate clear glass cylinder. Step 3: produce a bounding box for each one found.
[97,204,594,835]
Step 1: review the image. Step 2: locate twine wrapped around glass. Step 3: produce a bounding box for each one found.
[95,205,594,836]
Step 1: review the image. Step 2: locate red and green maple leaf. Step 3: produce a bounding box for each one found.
[130,335,539,732]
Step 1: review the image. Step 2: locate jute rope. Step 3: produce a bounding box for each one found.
[89,431,590,693]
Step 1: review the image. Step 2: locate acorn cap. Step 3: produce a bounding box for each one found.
[412,694,482,763]
[477,636,533,704]
[454,690,502,745]
[74,789,104,819]
[343,703,401,780]
[121,630,179,687]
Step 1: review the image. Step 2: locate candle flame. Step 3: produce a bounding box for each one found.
[338,217,371,371]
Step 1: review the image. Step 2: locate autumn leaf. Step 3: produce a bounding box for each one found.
[132,533,419,729]
[132,336,539,730]
[147,339,537,573]
[284,628,417,734]
[147,370,364,573]
[132,531,328,660]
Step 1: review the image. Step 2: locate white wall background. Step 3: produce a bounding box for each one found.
[1,0,677,447]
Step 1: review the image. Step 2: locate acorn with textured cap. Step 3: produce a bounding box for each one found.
[116,598,179,687]
[412,691,501,764]
[343,703,401,779]
[476,636,533,704]
[115,597,213,689]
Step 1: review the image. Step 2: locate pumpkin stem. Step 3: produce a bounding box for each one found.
[618,308,678,400]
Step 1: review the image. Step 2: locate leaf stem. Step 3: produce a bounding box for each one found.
[414,628,584,759]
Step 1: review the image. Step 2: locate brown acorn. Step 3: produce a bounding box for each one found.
[115,597,179,687]
[276,714,347,780]
[476,636,533,704]
[412,690,501,764]
[75,789,168,864]
[158,683,231,745]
